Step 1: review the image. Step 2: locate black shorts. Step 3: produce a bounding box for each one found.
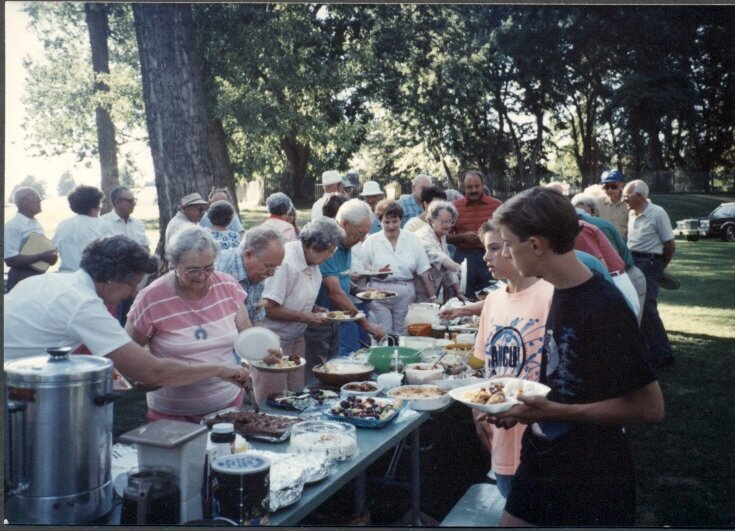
[505,425,636,526]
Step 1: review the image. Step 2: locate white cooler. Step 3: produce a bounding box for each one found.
[120,420,208,524]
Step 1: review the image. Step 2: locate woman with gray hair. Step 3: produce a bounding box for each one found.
[261,192,298,242]
[252,217,342,402]
[416,200,467,302]
[571,193,599,217]
[125,225,256,423]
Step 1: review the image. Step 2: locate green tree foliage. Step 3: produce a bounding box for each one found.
[194,4,371,198]
[57,170,76,196]
[22,3,144,161]
[9,175,47,202]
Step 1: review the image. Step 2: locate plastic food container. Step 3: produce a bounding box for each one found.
[288,420,358,463]
[404,363,444,385]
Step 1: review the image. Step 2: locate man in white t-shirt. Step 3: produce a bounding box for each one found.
[4,187,58,291]
[311,170,345,221]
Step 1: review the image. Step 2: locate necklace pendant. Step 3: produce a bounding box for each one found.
[195,326,208,340]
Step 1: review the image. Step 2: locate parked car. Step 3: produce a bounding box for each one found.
[674,202,735,242]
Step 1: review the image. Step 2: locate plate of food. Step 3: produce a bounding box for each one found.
[449,377,551,414]
[202,408,304,442]
[387,384,452,411]
[355,289,398,302]
[324,310,366,322]
[250,356,306,373]
[340,380,383,397]
[326,396,404,428]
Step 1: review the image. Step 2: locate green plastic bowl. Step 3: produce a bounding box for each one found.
[367,346,422,374]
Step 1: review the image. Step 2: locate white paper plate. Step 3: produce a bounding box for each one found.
[235,327,280,361]
[449,377,551,414]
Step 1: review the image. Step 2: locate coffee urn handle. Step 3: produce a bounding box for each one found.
[94,391,124,407]
[5,401,28,496]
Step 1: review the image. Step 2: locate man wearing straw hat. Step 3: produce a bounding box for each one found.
[358,180,384,234]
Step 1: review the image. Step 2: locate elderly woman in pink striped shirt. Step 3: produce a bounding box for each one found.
[126,226,262,424]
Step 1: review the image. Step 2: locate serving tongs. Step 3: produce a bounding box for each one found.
[246,384,260,413]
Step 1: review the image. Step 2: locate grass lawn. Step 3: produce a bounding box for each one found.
[10,190,733,526]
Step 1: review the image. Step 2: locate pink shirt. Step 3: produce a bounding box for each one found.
[474,279,554,476]
[128,271,245,416]
[575,220,625,274]
[260,216,298,242]
[260,240,322,341]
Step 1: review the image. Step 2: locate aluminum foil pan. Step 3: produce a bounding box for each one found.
[269,458,304,512]
[246,450,333,511]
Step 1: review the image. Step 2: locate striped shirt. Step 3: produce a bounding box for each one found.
[128,271,245,416]
[452,195,503,250]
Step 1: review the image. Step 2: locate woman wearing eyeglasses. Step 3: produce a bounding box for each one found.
[125,225,257,424]
[415,200,467,303]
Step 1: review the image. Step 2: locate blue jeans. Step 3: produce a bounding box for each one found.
[453,247,492,298]
[633,255,673,366]
[496,474,514,499]
[339,321,360,357]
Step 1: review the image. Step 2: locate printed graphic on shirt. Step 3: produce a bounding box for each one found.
[542,327,582,399]
[484,316,545,380]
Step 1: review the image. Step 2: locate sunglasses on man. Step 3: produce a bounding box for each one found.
[603,183,621,190]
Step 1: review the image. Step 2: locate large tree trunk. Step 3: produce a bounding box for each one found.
[208,117,239,215]
[280,135,310,200]
[133,4,219,258]
[85,3,119,214]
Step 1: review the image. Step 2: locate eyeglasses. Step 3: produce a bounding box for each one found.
[118,197,137,204]
[184,205,208,213]
[603,183,621,190]
[181,265,215,277]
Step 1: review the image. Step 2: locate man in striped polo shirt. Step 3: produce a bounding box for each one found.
[448,170,503,298]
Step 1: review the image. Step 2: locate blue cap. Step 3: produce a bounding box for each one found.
[600,169,624,184]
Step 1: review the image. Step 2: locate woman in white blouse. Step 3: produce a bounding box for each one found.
[416,200,466,303]
[361,199,435,336]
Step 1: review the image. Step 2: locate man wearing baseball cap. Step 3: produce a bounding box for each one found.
[165,192,209,245]
[598,169,629,239]
[311,170,345,221]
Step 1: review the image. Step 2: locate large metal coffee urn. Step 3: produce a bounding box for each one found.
[4,347,121,524]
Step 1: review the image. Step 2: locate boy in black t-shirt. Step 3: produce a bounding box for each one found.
[481,186,665,526]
